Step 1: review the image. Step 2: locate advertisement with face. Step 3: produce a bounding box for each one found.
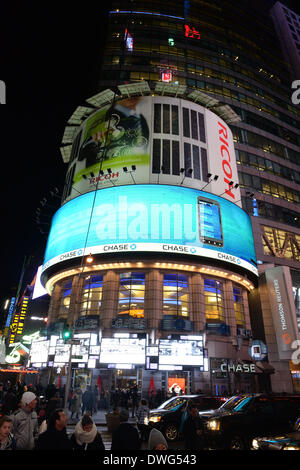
[70,96,151,196]
[42,185,257,279]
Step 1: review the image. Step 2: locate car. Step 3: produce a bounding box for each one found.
[252,417,300,450]
[148,394,225,442]
[199,394,300,450]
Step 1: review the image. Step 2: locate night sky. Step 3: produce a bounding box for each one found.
[0,1,299,310]
[0,3,107,307]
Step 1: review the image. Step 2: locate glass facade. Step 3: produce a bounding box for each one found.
[204,278,224,323]
[163,273,189,317]
[118,272,145,318]
[79,275,103,316]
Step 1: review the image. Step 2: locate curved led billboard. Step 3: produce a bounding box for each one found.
[42,185,257,278]
[63,96,240,206]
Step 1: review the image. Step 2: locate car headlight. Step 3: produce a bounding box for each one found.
[207,419,221,431]
[283,446,299,451]
[252,439,260,450]
[149,415,162,423]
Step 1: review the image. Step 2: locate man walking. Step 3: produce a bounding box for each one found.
[35,408,72,450]
[10,391,39,450]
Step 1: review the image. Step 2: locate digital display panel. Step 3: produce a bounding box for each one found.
[43,185,257,278]
[159,339,204,366]
[30,339,49,363]
[54,342,70,364]
[100,338,146,364]
[198,197,223,247]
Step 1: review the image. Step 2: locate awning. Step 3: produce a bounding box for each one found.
[254,361,275,374]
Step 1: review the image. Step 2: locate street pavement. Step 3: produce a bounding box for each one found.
[65,408,185,450]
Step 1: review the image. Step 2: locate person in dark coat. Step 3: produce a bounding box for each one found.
[182,403,202,450]
[111,409,140,451]
[82,386,94,415]
[70,414,105,451]
[35,408,72,450]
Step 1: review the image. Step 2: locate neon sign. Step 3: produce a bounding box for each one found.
[184,24,200,39]
[162,71,172,82]
[124,29,133,51]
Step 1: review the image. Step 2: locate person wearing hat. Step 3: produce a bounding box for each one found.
[10,391,39,450]
[111,408,140,451]
[148,428,168,450]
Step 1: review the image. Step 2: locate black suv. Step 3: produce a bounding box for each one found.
[148,394,225,441]
[199,394,300,450]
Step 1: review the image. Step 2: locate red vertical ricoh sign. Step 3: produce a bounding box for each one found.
[218,121,235,200]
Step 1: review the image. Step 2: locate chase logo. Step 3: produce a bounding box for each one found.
[130,244,137,250]
[0,81,6,104]
[237,258,241,265]
[190,247,197,254]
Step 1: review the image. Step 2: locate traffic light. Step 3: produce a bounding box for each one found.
[62,324,71,341]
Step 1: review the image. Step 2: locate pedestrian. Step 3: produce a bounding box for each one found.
[46,391,62,422]
[10,391,39,450]
[2,387,18,415]
[70,413,105,451]
[35,408,72,450]
[136,399,150,441]
[182,403,202,450]
[71,388,82,420]
[82,386,94,415]
[130,386,139,418]
[0,416,16,450]
[111,409,140,451]
[148,428,168,450]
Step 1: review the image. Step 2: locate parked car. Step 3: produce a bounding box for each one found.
[148,394,225,442]
[199,394,300,450]
[252,417,300,450]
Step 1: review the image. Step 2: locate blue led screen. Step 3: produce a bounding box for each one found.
[43,185,257,276]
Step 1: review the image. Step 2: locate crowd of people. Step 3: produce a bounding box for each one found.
[0,380,203,451]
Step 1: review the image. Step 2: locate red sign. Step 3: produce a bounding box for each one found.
[184,24,200,39]
[162,72,172,82]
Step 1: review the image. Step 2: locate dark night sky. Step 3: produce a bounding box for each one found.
[0,3,107,307]
[0,0,300,310]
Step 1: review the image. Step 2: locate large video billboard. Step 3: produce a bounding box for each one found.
[64,96,240,206]
[42,185,257,279]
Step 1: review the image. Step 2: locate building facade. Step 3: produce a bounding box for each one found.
[32,0,300,397]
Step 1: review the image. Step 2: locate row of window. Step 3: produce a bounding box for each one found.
[242,197,300,229]
[59,272,245,326]
[232,126,300,164]
[152,138,208,180]
[109,14,285,83]
[236,149,300,184]
[262,226,300,262]
[238,171,300,204]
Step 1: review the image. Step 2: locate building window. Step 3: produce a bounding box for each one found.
[262,226,300,262]
[59,280,73,318]
[163,273,189,317]
[79,275,103,316]
[233,286,245,327]
[118,272,145,318]
[204,278,225,323]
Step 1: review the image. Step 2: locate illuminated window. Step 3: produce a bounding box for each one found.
[79,275,103,316]
[118,272,145,318]
[233,286,245,327]
[59,280,73,318]
[262,226,300,262]
[204,278,224,323]
[163,273,189,317]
